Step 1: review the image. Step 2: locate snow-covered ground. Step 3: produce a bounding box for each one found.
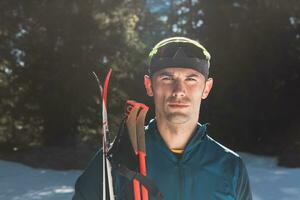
[239,153,300,200]
[0,153,299,200]
[0,160,81,200]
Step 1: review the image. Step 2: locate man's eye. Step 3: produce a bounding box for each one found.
[186,77,197,81]
[161,76,172,80]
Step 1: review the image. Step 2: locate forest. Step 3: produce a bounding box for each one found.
[0,0,299,168]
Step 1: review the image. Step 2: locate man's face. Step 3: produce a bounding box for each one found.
[144,67,213,124]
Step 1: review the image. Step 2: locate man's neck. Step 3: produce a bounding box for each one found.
[156,117,198,150]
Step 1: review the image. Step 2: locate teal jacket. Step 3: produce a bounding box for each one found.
[73,119,252,200]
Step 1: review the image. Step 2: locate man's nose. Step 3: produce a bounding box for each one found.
[172,80,186,97]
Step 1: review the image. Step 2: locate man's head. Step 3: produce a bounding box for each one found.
[144,37,213,125]
[147,37,211,79]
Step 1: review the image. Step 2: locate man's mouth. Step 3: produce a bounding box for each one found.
[168,103,189,108]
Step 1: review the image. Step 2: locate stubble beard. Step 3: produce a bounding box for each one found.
[165,100,202,125]
[164,96,192,124]
[163,109,190,124]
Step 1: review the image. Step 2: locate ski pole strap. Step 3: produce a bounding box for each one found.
[112,163,164,200]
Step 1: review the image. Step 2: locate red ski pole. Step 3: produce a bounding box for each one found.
[136,104,149,200]
[125,101,149,200]
[126,101,141,200]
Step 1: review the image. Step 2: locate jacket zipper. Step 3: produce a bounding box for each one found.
[178,161,183,200]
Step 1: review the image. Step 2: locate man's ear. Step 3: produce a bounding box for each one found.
[202,78,213,99]
[144,75,153,97]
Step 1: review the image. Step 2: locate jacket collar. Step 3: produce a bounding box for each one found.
[146,119,207,162]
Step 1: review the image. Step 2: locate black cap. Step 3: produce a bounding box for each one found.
[148,37,211,78]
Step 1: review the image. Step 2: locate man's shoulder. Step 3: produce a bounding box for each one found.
[202,136,252,199]
[144,119,157,138]
[204,135,241,161]
[200,135,248,182]
[144,119,155,131]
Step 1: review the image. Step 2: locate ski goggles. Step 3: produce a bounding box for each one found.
[148,40,211,79]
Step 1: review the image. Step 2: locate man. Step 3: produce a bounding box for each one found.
[73,37,253,199]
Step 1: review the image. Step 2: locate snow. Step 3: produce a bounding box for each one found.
[0,153,300,200]
[0,161,81,200]
[239,153,300,200]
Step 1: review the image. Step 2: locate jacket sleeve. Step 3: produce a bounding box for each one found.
[72,150,103,200]
[235,158,253,200]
